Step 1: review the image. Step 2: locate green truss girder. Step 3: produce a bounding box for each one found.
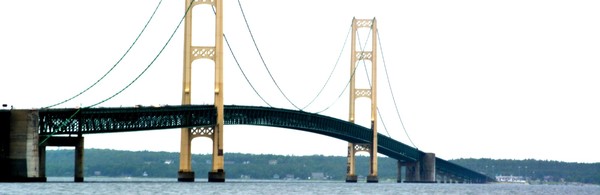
[37,105,491,183]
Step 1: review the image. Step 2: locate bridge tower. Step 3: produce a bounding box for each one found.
[346,18,378,183]
[178,0,225,182]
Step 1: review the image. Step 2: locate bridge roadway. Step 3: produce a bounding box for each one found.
[38,105,492,183]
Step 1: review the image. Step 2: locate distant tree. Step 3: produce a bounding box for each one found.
[44,149,600,184]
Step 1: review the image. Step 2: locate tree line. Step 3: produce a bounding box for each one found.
[45,149,600,184]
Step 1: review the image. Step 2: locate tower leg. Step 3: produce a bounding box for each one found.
[178,128,194,182]
[208,0,225,183]
[345,143,357,182]
[367,121,378,183]
[208,125,225,182]
[366,146,378,183]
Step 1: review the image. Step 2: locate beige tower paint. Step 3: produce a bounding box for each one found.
[179,0,225,182]
[346,18,378,183]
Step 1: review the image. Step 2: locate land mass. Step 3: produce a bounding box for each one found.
[45,149,600,184]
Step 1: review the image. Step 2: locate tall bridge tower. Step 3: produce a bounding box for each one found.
[346,18,378,183]
[178,0,225,182]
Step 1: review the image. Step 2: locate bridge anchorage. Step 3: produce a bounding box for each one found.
[0,0,493,184]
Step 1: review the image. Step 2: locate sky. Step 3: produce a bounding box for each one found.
[1,0,599,163]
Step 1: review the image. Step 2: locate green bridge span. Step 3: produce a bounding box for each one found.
[35,105,492,183]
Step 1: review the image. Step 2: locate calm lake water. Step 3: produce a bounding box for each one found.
[1,177,598,195]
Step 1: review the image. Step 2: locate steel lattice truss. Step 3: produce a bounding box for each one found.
[38,105,491,183]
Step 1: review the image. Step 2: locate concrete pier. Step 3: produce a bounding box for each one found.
[40,136,85,182]
[75,138,84,182]
[1,110,10,180]
[208,169,225,182]
[420,153,436,183]
[398,153,436,183]
[404,161,420,182]
[345,175,358,183]
[177,171,195,182]
[0,110,45,182]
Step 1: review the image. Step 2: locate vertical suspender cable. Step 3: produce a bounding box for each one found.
[224,34,273,107]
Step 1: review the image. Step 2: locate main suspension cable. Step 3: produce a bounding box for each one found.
[377,107,392,137]
[224,34,273,107]
[236,0,301,110]
[312,62,360,114]
[377,31,417,148]
[312,20,373,114]
[300,25,352,110]
[209,4,274,108]
[87,0,193,108]
[44,0,164,108]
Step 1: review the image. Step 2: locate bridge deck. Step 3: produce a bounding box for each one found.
[37,105,492,182]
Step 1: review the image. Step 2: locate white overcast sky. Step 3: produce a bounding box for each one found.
[1,0,599,163]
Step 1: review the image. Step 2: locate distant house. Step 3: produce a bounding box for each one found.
[495,175,526,183]
[268,160,278,165]
[285,174,295,180]
[310,172,326,180]
[240,174,251,179]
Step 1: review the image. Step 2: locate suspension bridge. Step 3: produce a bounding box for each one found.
[1,0,493,183]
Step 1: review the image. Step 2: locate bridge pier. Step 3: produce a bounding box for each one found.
[208,169,225,182]
[178,127,195,182]
[398,153,436,183]
[0,110,45,182]
[438,175,447,183]
[40,136,85,182]
[345,175,358,183]
[404,161,420,182]
[420,153,436,183]
[177,170,195,182]
[345,143,357,182]
[442,175,461,183]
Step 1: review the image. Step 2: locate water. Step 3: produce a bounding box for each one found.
[1,177,599,195]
